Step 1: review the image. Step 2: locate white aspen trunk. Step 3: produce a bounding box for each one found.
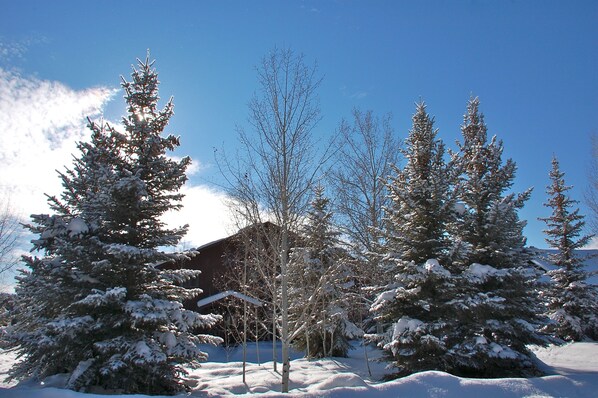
[256,311,260,365]
[359,292,373,378]
[273,305,277,372]
[322,328,326,358]
[363,334,372,378]
[242,252,248,383]
[281,226,290,393]
[243,300,247,383]
[224,48,325,394]
[280,112,291,393]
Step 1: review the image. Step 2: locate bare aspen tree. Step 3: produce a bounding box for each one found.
[328,109,400,371]
[331,109,399,255]
[586,135,598,234]
[214,221,284,370]
[218,48,326,393]
[330,109,400,296]
[0,194,21,280]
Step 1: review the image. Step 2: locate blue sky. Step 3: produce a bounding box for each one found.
[1,0,597,250]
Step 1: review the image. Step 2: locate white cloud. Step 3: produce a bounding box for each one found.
[339,84,369,100]
[162,184,236,248]
[0,41,27,61]
[350,91,368,99]
[0,67,237,255]
[583,236,598,250]
[0,68,117,220]
[0,35,48,65]
[168,155,204,177]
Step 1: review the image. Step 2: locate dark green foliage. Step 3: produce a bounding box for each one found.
[371,98,547,379]
[8,56,221,395]
[539,156,598,341]
[449,97,546,377]
[370,258,459,376]
[370,103,460,375]
[383,102,455,266]
[451,97,531,268]
[289,185,361,358]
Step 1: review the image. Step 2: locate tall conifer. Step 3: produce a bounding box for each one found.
[289,185,360,358]
[383,102,455,265]
[452,97,530,267]
[9,56,221,394]
[370,102,458,375]
[450,97,545,377]
[539,156,598,341]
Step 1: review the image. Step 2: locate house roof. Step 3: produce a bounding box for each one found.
[197,290,263,308]
[193,221,281,252]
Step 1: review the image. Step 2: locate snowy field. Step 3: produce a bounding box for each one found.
[1,341,597,397]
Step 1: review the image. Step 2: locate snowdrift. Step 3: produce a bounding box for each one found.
[1,341,597,397]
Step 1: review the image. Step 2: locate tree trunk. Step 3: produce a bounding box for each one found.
[330,330,334,357]
[281,226,290,393]
[272,305,277,372]
[243,253,248,383]
[256,311,260,365]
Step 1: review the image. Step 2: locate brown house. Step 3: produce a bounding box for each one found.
[181,235,231,307]
[171,221,293,340]
[177,221,288,313]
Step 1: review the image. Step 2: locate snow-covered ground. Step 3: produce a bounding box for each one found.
[1,341,596,397]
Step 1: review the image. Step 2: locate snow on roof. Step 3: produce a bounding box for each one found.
[194,221,282,252]
[197,290,263,308]
[532,248,598,285]
[195,236,228,251]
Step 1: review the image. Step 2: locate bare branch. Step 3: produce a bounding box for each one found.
[330,108,400,254]
[585,135,598,234]
[216,48,329,392]
[0,194,22,279]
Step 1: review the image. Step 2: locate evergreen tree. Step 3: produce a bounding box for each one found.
[289,185,361,358]
[451,97,530,267]
[383,102,455,265]
[369,103,459,376]
[370,258,459,376]
[539,156,598,341]
[450,97,546,377]
[9,56,221,394]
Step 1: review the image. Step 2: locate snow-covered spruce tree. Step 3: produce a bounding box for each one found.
[539,156,598,341]
[381,102,455,266]
[9,56,221,394]
[451,97,531,268]
[289,185,361,358]
[368,102,460,376]
[449,97,546,377]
